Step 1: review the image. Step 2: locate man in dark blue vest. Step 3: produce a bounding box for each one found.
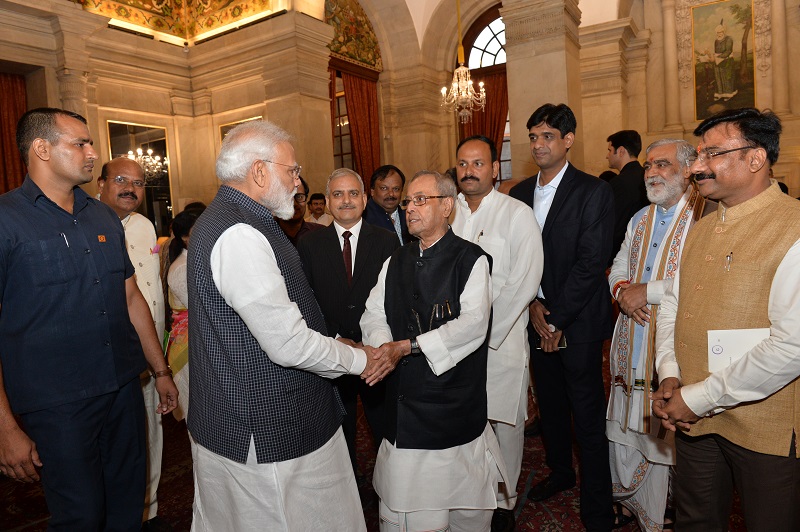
[360,170,506,531]
[187,120,378,531]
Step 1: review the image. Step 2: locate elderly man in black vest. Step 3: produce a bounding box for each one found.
[360,170,507,531]
[186,120,379,531]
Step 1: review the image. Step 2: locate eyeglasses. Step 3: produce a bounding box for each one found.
[696,145,754,164]
[294,193,307,203]
[262,159,302,179]
[111,175,145,188]
[400,195,448,208]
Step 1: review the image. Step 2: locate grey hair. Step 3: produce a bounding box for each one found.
[409,170,457,199]
[215,120,292,183]
[326,168,365,196]
[646,138,697,169]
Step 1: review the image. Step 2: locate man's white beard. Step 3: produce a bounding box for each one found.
[263,178,296,220]
[646,177,685,207]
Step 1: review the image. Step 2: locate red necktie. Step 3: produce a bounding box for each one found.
[342,230,352,286]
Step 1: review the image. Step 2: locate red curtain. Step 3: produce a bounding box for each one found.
[341,72,380,189]
[458,69,508,162]
[0,73,27,194]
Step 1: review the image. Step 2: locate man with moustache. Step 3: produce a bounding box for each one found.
[276,176,323,246]
[298,168,399,480]
[304,192,333,225]
[0,108,177,529]
[451,135,543,532]
[653,108,800,530]
[364,164,411,244]
[361,170,505,531]
[607,139,713,530]
[509,103,615,531]
[97,157,169,531]
[187,120,379,531]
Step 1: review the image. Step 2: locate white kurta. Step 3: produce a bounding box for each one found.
[123,212,164,335]
[121,212,165,521]
[361,252,507,512]
[655,237,800,417]
[451,189,543,424]
[189,222,370,530]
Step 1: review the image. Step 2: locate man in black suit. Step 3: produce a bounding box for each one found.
[298,168,399,478]
[606,130,648,260]
[363,164,412,244]
[510,103,615,531]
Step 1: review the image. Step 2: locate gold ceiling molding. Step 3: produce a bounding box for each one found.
[73,0,276,45]
[73,0,382,72]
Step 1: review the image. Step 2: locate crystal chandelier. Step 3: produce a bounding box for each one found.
[127,147,168,183]
[440,0,486,124]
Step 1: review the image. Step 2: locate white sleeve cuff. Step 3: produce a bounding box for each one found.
[418,331,455,376]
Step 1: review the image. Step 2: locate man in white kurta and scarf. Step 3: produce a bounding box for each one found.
[97,158,168,529]
[451,135,542,532]
[607,139,713,531]
[361,170,507,532]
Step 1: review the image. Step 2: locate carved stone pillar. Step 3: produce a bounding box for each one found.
[259,12,335,192]
[661,0,681,129]
[579,19,649,177]
[57,68,89,117]
[500,0,585,179]
[770,0,789,114]
[50,2,106,118]
[380,65,454,178]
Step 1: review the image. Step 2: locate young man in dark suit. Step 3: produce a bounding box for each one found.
[606,129,648,260]
[510,103,615,531]
[298,168,399,478]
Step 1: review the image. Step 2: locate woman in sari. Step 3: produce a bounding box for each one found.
[166,209,202,421]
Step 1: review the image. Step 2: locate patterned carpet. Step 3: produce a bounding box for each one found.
[1,343,746,531]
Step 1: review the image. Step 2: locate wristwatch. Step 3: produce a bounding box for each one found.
[547,324,558,333]
[410,337,421,355]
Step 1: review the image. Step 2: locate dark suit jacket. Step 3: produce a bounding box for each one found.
[363,198,411,244]
[297,221,400,342]
[509,163,615,343]
[609,160,647,260]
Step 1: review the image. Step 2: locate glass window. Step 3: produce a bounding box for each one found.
[332,84,354,170]
[498,115,511,184]
[468,17,506,68]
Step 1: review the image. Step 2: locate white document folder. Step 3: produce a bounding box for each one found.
[707,328,770,373]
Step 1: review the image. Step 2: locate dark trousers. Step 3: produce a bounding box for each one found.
[335,374,385,474]
[675,431,800,532]
[20,377,146,531]
[531,339,613,532]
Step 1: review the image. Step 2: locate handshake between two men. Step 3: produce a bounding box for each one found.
[338,338,411,386]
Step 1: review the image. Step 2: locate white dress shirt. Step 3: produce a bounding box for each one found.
[655,238,800,417]
[333,218,362,266]
[451,188,543,423]
[210,223,367,378]
[532,162,568,298]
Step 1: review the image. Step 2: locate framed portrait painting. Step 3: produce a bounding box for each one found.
[692,0,755,120]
